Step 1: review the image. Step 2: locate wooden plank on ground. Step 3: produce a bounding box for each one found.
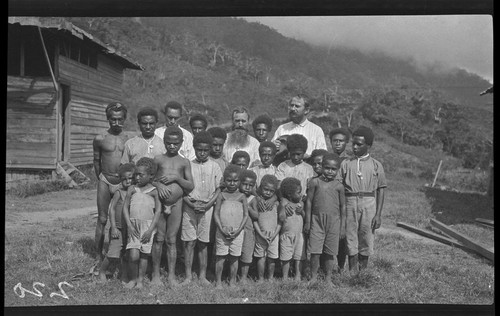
[475,218,494,227]
[396,222,470,252]
[430,219,494,262]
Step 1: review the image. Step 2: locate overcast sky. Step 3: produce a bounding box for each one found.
[244,16,493,83]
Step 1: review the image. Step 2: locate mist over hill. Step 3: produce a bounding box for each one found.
[65,17,492,169]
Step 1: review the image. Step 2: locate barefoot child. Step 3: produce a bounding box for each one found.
[213,165,249,288]
[151,126,194,287]
[238,169,257,284]
[252,174,281,283]
[98,163,135,283]
[181,131,222,285]
[337,126,386,273]
[278,177,306,281]
[122,158,162,289]
[305,153,346,283]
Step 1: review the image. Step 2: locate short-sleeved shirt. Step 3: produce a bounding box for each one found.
[222,134,260,166]
[188,159,222,202]
[275,160,315,196]
[155,125,195,161]
[337,155,387,193]
[271,119,327,157]
[121,135,166,164]
[249,164,276,187]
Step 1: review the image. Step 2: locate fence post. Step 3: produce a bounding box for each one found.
[432,160,443,188]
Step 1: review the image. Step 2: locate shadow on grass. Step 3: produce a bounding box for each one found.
[423,187,493,225]
[76,236,97,258]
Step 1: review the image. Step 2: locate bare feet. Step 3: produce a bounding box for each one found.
[229,280,237,288]
[256,278,264,284]
[97,273,107,283]
[135,281,143,289]
[294,274,301,282]
[168,276,179,287]
[199,277,211,286]
[181,277,192,286]
[151,277,164,287]
[215,281,223,289]
[124,281,136,289]
[240,277,248,285]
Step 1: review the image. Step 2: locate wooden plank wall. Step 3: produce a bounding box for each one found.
[58,55,125,166]
[6,76,58,168]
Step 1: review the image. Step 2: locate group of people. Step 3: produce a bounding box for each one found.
[92,94,386,289]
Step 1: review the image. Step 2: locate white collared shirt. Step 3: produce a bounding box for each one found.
[155,125,196,161]
[271,118,327,156]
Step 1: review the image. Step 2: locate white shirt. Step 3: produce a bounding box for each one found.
[155,125,196,161]
[271,118,327,157]
[222,133,260,166]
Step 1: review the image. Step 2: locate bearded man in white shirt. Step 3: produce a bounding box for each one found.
[222,107,260,166]
[272,94,327,159]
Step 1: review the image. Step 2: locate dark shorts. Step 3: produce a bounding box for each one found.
[106,227,127,259]
[308,213,340,256]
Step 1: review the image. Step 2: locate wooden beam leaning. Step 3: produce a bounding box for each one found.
[430,219,494,262]
[396,222,469,252]
[475,218,494,227]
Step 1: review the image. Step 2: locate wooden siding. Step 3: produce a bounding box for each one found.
[6,76,58,168]
[58,55,125,166]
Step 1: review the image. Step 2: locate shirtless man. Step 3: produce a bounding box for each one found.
[93,102,129,263]
[151,126,194,286]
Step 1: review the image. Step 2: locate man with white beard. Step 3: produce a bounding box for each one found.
[223,107,260,166]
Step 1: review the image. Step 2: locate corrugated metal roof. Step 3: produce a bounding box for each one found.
[8,17,144,70]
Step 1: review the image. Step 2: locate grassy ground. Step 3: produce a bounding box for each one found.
[4,176,494,306]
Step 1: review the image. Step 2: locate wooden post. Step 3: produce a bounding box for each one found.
[432,160,443,188]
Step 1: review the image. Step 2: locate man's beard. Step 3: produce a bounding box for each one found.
[227,127,249,147]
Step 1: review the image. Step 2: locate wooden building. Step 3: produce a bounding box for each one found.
[6,17,143,185]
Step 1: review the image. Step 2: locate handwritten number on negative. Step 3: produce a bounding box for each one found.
[14,281,73,299]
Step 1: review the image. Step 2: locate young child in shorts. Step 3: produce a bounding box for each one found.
[249,141,277,187]
[278,177,306,281]
[98,163,135,283]
[231,150,251,170]
[252,174,281,283]
[337,126,387,273]
[238,169,258,284]
[305,153,346,283]
[181,131,222,285]
[213,165,249,288]
[122,157,162,289]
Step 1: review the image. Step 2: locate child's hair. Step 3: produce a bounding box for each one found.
[223,164,243,179]
[352,126,374,146]
[286,134,308,152]
[279,177,301,199]
[322,153,341,166]
[259,141,277,155]
[231,150,250,164]
[118,163,136,177]
[240,169,257,182]
[207,126,227,141]
[329,127,351,143]
[137,106,158,122]
[189,113,208,128]
[193,131,213,147]
[105,102,127,119]
[252,114,273,132]
[164,125,183,140]
[306,148,329,165]
[163,101,183,114]
[136,157,156,175]
[260,174,279,189]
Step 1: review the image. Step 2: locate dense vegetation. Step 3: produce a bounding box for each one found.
[63,17,492,169]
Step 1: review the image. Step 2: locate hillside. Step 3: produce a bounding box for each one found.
[63,17,492,170]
